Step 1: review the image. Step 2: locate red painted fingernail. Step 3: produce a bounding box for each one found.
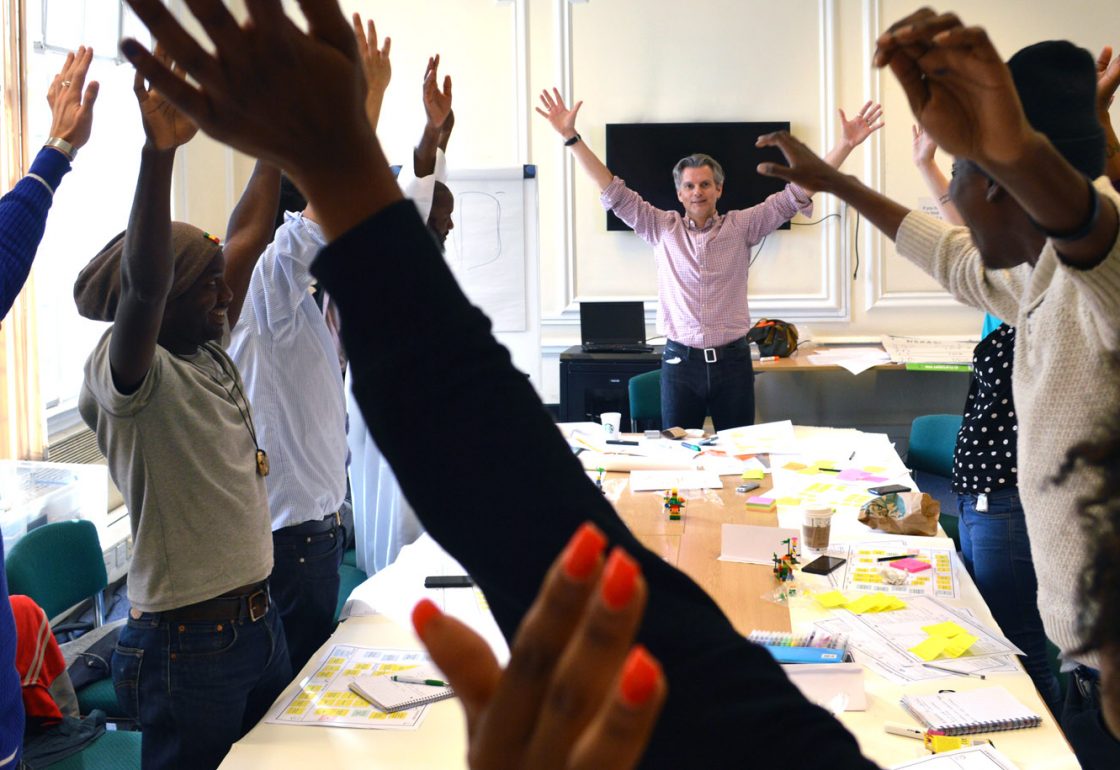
[601,547,639,610]
[411,599,442,638]
[619,645,661,707]
[562,522,607,581]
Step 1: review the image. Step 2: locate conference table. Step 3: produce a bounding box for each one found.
[220,426,1078,770]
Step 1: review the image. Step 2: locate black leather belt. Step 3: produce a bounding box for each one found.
[666,337,749,363]
[154,580,271,623]
[280,511,342,536]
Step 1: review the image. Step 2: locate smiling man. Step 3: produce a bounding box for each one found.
[536,90,882,430]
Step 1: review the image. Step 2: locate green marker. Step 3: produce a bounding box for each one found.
[392,674,449,687]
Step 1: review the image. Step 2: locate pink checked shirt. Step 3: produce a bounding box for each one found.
[601,177,812,348]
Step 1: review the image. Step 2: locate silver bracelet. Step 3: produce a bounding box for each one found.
[44,136,76,161]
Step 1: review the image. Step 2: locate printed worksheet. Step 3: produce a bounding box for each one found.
[829,539,959,599]
[887,743,1022,770]
[841,595,1023,665]
[265,645,436,730]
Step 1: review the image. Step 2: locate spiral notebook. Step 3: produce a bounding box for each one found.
[348,673,455,713]
[900,687,1041,736]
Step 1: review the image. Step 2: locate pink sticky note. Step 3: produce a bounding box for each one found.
[863,475,889,484]
[746,496,775,506]
[890,557,932,573]
[836,469,866,482]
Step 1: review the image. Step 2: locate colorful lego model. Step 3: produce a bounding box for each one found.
[663,488,686,520]
[772,536,801,582]
[595,466,606,493]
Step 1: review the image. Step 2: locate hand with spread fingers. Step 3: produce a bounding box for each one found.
[353,12,391,131]
[535,88,582,141]
[873,9,1034,169]
[1097,45,1120,118]
[838,100,885,151]
[134,45,199,151]
[912,124,937,167]
[414,522,666,770]
[46,46,100,150]
[423,54,453,132]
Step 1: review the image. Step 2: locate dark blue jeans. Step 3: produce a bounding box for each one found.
[1061,665,1120,769]
[660,338,754,431]
[112,600,291,770]
[270,515,345,673]
[957,488,1062,714]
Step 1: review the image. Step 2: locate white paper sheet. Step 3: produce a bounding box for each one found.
[629,470,724,492]
[719,524,801,565]
[717,419,800,455]
[887,744,1022,770]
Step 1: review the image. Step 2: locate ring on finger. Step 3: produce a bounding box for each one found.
[61,80,71,87]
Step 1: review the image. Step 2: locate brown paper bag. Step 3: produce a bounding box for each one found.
[857,492,940,536]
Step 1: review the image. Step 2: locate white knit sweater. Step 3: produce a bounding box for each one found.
[895,177,1120,669]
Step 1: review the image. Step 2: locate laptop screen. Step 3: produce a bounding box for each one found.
[580,301,647,347]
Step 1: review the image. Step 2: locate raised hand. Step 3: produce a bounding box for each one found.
[535,88,582,140]
[873,9,1033,169]
[45,46,99,151]
[353,12,390,130]
[423,55,453,131]
[912,124,937,167]
[838,101,884,150]
[413,522,665,770]
[755,130,846,195]
[133,45,198,151]
[1097,45,1120,118]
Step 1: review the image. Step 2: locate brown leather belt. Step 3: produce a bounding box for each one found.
[138,580,271,623]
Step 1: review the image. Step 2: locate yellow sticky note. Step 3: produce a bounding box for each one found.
[923,621,969,639]
[798,466,820,475]
[880,596,908,611]
[776,497,803,507]
[943,632,979,658]
[910,636,949,661]
[741,469,765,480]
[846,594,887,614]
[863,466,887,473]
[814,590,848,608]
[783,462,808,471]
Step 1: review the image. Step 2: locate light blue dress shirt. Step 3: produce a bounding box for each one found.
[229,212,348,530]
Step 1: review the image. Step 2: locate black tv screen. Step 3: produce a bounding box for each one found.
[604,121,791,232]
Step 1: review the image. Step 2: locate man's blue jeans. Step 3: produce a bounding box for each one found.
[270,515,345,673]
[660,338,754,431]
[1061,665,1120,769]
[957,488,1062,714]
[112,599,291,770]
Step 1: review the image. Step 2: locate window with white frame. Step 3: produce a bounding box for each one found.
[27,1,148,424]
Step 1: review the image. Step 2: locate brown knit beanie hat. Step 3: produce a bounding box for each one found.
[73,223,223,322]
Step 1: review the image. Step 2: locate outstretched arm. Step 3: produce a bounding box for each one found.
[109,48,199,393]
[353,13,390,132]
[912,125,963,225]
[222,160,281,330]
[756,130,910,240]
[1097,46,1120,185]
[1,48,98,320]
[415,55,451,177]
[875,10,1118,267]
[536,88,613,192]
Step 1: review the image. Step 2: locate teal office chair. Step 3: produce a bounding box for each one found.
[627,370,661,431]
[907,415,964,550]
[6,520,123,717]
[48,728,141,770]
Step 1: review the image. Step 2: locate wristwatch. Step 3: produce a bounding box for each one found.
[564,133,581,147]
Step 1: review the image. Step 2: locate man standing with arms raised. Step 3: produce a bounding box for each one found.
[536,90,882,430]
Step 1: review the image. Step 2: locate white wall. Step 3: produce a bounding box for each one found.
[176,0,1120,404]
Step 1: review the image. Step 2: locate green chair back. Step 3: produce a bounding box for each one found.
[48,728,141,770]
[908,414,963,478]
[628,370,661,430]
[6,520,108,622]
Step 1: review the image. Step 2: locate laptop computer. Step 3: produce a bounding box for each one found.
[580,301,653,354]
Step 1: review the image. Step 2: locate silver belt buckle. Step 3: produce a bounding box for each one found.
[703,347,718,363]
[977,493,988,512]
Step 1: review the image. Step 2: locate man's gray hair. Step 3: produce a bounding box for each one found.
[672,153,725,188]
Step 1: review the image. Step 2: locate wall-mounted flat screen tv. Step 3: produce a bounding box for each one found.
[604,121,791,232]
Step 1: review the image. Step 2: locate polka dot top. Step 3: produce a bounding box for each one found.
[951,324,1018,495]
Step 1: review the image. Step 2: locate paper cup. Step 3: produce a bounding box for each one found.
[801,506,834,550]
[601,412,622,436]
